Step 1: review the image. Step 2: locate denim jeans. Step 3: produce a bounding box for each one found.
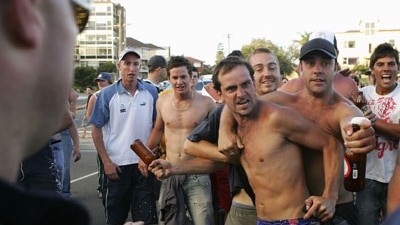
[61,129,73,198]
[159,174,214,225]
[356,179,388,225]
[225,202,257,225]
[50,139,64,196]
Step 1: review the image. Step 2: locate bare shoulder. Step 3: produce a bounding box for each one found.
[196,92,216,106]
[279,77,304,93]
[156,91,172,108]
[260,100,297,121]
[333,73,358,99]
[333,91,362,121]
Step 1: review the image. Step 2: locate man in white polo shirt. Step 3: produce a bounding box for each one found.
[90,47,159,225]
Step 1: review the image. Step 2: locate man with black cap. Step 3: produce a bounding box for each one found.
[145,55,167,92]
[90,47,159,225]
[263,38,377,225]
[281,30,359,102]
[219,37,376,224]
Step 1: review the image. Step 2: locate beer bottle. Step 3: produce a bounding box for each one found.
[130,139,156,165]
[354,91,369,113]
[344,117,367,192]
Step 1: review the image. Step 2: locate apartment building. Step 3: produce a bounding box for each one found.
[74,0,125,69]
[335,19,400,70]
[74,0,170,80]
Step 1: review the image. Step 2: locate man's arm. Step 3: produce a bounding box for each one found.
[388,150,400,213]
[92,125,120,180]
[184,139,239,163]
[55,104,74,134]
[149,158,226,180]
[373,119,400,139]
[218,104,243,153]
[69,120,81,162]
[86,94,97,121]
[278,108,339,222]
[69,88,78,118]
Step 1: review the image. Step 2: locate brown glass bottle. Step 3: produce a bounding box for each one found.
[130,139,156,165]
[354,91,369,113]
[344,117,367,192]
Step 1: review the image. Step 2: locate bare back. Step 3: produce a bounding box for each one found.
[158,91,215,162]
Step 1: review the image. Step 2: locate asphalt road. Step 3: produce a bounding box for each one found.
[71,95,107,225]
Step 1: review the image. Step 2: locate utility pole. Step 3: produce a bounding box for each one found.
[226,33,232,53]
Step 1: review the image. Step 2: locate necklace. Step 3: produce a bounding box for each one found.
[171,91,194,111]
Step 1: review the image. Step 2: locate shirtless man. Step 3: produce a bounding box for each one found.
[280,30,359,101]
[220,38,376,225]
[151,56,341,224]
[144,56,216,225]
[184,48,286,225]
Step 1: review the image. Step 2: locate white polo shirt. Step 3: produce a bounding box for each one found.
[89,79,158,166]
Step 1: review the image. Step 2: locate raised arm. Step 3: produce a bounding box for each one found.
[277,108,340,222]
[218,104,244,154]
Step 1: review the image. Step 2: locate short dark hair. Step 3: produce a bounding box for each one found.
[228,50,244,59]
[212,56,254,92]
[167,56,193,78]
[370,43,400,69]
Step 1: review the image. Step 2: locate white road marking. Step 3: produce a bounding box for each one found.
[71,171,98,183]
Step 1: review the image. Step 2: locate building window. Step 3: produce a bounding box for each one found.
[389,39,395,46]
[345,41,356,48]
[348,57,359,65]
[365,22,375,35]
[342,57,348,65]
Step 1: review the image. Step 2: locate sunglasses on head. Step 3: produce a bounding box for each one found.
[71,0,90,33]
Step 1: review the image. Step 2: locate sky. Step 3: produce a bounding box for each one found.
[112,0,398,65]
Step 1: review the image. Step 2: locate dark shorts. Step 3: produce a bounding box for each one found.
[18,144,60,196]
[103,164,158,225]
[257,217,320,225]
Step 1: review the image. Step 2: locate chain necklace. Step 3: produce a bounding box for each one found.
[171,91,194,111]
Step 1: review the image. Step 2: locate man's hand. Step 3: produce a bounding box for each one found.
[138,159,149,177]
[304,196,336,222]
[72,145,81,162]
[219,146,242,164]
[149,159,172,180]
[104,161,121,181]
[344,118,376,154]
[218,130,244,154]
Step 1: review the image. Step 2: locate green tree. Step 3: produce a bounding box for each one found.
[97,62,117,74]
[215,50,225,65]
[293,31,312,46]
[74,66,97,92]
[351,64,369,74]
[241,38,296,75]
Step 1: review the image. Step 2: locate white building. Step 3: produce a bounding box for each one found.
[335,19,400,70]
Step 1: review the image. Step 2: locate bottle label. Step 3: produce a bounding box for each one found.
[344,158,350,178]
[361,105,369,113]
[352,169,359,179]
